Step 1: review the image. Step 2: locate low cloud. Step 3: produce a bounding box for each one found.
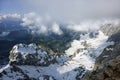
[51,23,63,35]
[67,19,120,32]
[21,12,63,35]
[0,14,21,19]
[0,13,120,35]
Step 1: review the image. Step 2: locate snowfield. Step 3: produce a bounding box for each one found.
[0,30,114,80]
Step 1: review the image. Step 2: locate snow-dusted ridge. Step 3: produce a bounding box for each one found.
[65,31,114,70]
[0,30,114,80]
[9,43,55,66]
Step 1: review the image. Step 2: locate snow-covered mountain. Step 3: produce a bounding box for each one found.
[1,15,120,80]
[0,30,114,80]
[0,16,80,65]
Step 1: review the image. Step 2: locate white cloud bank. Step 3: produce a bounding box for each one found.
[0,13,120,35]
[0,14,21,20]
[67,19,120,32]
[21,12,63,35]
[22,0,120,22]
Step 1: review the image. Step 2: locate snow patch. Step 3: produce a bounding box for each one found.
[12,43,37,55]
[0,64,10,73]
[65,31,114,70]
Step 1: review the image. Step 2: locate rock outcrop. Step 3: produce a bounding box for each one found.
[100,23,120,42]
[9,43,56,66]
[100,23,120,37]
[82,43,120,80]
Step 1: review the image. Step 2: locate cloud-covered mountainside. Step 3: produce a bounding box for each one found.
[0,13,120,34]
[0,13,120,56]
[0,13,120,80]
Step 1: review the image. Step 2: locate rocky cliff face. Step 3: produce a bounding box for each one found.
[9,43,56,66]
[100,22,120,37]
[82,56,120,80]
[82,30,120,80]
[94,43,120,70]
[0,44,57,80]
[82,43,120,80]
[100,22,120,42]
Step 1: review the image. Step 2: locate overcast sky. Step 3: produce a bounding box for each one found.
[0,0,120,22]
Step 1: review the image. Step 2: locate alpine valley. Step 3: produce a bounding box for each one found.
[0,14,120,80]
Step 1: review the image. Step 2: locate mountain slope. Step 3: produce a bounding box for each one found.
[82,24,120,80]
[0,30,114,80]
